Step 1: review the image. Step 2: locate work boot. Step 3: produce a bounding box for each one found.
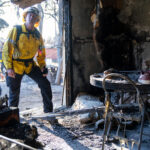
[44,102,53,113]
[44,106,53,113]
[44,109,53,113]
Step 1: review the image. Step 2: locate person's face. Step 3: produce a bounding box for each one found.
[25,12,38,25]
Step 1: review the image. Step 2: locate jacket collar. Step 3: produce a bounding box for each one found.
[22,24,36,33]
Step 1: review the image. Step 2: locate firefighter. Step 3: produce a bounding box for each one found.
[2,7,53,113]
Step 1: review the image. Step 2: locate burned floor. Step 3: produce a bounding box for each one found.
[0,77,150,150]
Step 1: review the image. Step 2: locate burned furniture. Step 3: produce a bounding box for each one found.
[90,72,150,150]
[0,95,40,149]
[0,95,20,127]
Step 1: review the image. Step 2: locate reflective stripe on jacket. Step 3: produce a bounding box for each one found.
[2,24,46,75]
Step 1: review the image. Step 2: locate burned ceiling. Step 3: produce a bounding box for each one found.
[11,0,45,9]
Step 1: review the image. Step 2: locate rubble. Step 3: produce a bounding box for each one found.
[72,93,103,123]
[1,80,150,149]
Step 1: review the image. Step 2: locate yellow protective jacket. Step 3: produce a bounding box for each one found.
[2,24,46,75]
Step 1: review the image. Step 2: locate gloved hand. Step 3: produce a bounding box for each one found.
[41,66,48,77]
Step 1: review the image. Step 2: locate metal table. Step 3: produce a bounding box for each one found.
[90,72,149,150]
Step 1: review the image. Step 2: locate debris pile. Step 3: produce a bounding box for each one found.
[0,94,42,149]
[0,123,42,149]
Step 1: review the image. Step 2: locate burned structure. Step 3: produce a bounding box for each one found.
[1,0,150,149]
[64,0,150,105]
[7,0,150,113]
[68,1,150,149]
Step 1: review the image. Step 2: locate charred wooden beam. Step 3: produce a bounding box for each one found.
[31,104,141,120]
[11,0,45,8]
[31,106,105,120]
[64,0,73,106]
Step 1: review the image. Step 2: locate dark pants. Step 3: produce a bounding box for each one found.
[6,66,53,112]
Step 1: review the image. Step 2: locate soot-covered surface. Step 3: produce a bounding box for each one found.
[95,7,136,70]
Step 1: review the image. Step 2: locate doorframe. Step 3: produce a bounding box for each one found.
[62,0,73,106]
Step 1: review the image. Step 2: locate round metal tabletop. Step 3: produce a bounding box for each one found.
[90,72,150,94]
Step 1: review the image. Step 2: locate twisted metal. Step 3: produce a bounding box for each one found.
[101,73,145,150]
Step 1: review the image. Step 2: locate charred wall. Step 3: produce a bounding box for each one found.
[71,0,104,103]
[118,0,150,70]
[71,0,150,103]
[95,7,136,70]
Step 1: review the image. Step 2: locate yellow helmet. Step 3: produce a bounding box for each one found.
[22,7,41,27]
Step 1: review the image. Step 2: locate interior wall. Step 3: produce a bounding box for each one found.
[71,0,103,102]
[71,0,150,103]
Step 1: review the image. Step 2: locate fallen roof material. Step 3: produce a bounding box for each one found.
[11,0,45,9]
